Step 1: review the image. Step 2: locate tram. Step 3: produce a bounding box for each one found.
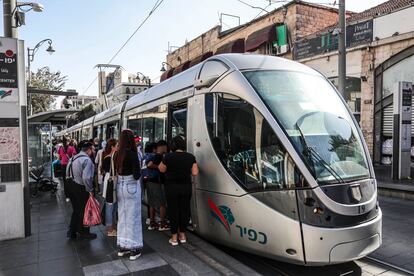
[56,54,382,265]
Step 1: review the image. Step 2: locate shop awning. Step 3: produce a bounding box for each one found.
[189,52,213,67]
[215,38,245,54]
[245,24,277,52]
[160,67,175,82]
[173,60,191,75]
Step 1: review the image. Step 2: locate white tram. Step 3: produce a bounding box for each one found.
[56,54,382,265]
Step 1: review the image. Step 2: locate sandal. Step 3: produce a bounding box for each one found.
[169,239,178,246]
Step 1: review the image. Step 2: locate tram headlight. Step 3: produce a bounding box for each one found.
[313,207,324,215]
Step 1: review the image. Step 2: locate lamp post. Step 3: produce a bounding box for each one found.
[3,0,44,38]
[160,62,172,72]
[27,38,55,82]
[27,39,55,116]
[136,72,151,89]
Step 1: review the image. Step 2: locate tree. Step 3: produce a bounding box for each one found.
[28,67,67,115]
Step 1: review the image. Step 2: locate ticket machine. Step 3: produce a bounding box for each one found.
[392,81,413,180]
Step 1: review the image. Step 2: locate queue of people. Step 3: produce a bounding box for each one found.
[55,129,199,261]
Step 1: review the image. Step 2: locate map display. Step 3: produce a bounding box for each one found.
[0,127,20,162]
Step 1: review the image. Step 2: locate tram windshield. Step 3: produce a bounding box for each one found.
[243,70,370,184]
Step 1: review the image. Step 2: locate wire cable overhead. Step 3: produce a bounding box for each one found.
[82,0,165,95]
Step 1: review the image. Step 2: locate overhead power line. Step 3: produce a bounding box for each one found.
[81,0,165,95]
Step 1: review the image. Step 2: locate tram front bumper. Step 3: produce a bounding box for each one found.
[302,208,382,265]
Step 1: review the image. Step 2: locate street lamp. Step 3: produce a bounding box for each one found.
[136,72,151,89]
[27,38,55,82]
[160,62,172,72]
[13,1,44,27]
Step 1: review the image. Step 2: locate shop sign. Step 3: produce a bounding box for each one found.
[294,19,373,60]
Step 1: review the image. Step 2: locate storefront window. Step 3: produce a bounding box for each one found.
[382,55,414,97]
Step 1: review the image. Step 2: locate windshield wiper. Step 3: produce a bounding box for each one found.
[294,122,345,184]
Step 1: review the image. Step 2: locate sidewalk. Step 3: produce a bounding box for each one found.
[0,184,258,276]
[375,165,414,200]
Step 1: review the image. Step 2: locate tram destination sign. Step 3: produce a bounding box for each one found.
[294,19,373,60]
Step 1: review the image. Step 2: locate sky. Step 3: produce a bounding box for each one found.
[0,0,387,98]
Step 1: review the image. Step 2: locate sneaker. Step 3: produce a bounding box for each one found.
[145,218,151,225]
[148,222,159,230]
[117,249,130,257]
[158,223,170,231]
[107,230,117,237]
[129,249,142,260]
[169,239,178,246]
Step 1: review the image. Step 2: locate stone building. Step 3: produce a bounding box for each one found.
[162,0,414,165]
[162,0,352,80]
[295,0,414,164]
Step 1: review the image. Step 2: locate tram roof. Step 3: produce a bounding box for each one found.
[218,53,320,75]
[94,102,125,124]
[83,115,95,126]
[125,64,202,112]
[125,54,319,112]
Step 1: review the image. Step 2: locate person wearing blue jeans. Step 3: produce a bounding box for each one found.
[114,129,142,261]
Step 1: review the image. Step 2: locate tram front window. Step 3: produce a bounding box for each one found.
[244,70,370,184]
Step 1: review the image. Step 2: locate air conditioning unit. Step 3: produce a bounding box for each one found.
[276,44,290,55]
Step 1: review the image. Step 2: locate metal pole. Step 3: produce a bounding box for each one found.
[338,0,346,97]
[3,0,17,38]
[18,40,31,237]
[27,48,32,115]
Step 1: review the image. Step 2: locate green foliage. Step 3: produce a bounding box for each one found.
[28,67,67,115]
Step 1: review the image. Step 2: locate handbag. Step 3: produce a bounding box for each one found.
[105,153,116,203]
[83,194,102,226]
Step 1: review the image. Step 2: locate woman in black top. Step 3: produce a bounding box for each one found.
[159,136,199,246]
[114,129,142,260]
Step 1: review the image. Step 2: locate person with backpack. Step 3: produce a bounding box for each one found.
[58,137,77,200]
[146,140,169,231]
[66,141,97,240]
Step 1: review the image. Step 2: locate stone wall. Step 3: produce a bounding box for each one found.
[166,2,341,68]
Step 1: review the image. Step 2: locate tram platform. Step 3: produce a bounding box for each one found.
[0,183,258,276]
[375,166,414,200]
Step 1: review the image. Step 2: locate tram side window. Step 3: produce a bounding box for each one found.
[205,93,305,191]
[260,120,300,189]
[141,105,167,145]
[208,93,261,191]
[127,117,143,139]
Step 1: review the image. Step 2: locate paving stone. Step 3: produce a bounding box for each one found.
[122,252,168,272]
[130,265,181,276]
[1,263,39,276]
[361,263,388,275]
[83,259,129,276]
[38,254,81,275]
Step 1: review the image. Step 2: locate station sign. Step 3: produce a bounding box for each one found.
[0,37,20,165]
[0,38,18,103]
[294,19,373,60]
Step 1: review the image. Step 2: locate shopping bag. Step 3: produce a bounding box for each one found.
[83,195,102,226]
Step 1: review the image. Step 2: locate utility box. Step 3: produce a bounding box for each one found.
[392,81,413,180]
